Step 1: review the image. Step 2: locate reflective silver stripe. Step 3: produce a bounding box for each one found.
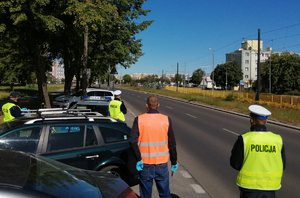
[139,141,168,147]
[141,151,169,157]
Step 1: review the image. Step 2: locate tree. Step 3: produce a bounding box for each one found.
[123,74,132,84]
[0,0,65,107]
[261,53,300,94]
[191,68,205,85]
[213,61,242,90]
[1,0,152,103]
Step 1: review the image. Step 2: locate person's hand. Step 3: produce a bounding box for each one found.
[21,108,28,111]
[171,163,179,173]
[136,160,144,171]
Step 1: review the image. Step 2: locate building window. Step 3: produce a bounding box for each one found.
[245,52,250,56]
[245,75,249,78]
[245,60,249,64]
[245,67,249,71]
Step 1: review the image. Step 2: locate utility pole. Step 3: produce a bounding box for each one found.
[255,29,261,101]
[269,47,272,93]
[176,62,179,92]
[225,66,228,90]
[209,48,215,90]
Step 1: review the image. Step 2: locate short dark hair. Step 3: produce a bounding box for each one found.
[10,91,21,98]
[147,95,159,109]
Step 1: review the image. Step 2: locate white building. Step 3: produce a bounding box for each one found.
[226,40,272,88]
[51,60,65,83]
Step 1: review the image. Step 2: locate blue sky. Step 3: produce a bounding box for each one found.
[118,0,300,76]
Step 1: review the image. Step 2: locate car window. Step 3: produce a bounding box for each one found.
[0,126,42,153]
[98,125,128,143]
[85,126,98,146]
[87,91,113,97]
[47,125,84,151]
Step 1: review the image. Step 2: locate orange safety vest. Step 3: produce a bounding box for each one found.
[138,113,169,164]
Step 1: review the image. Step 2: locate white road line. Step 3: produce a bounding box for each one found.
[190,184,206,194]
[180,170,192,178]
[223,128,239,136]
[128,109,136,117]
[166,106,173,109]
[185,113,197,118]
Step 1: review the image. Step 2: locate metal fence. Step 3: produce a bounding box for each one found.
[165,86,300,109]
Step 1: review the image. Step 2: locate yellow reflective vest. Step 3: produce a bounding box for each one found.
[2,102,18,122]
[237,132,283,190]
[138,113,169,164]
[108,100,125,121]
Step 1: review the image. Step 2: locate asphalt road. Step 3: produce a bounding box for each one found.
[121,88,300,198]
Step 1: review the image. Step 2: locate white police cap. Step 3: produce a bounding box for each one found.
[249,105,271,119]
[114,90,122,96]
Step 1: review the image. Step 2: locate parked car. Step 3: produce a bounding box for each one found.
[52,88,114,108]
[0,149,137,198]
[0,109,138,186]
[69,95,112,116]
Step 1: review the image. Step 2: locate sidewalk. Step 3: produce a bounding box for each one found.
[124,100,211,198]
[130,165,210,198]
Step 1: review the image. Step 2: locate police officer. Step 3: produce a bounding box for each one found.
[130,95,178,198]
[2,91,22,122]
[108,90,127,122]
[230,104,286,198]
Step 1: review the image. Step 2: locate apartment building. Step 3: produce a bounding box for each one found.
[226,40,272,88]
[51,60,65,83]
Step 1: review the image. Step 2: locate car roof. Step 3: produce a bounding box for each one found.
[86,88,114,93]
[0,149,122,197]
[2,108,117,127]
[0,150,31,187]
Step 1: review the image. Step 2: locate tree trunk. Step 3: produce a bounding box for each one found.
[81,26,89,96]
[64,57,75,95]
[35,58,51,108]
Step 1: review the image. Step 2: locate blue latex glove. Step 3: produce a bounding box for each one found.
[21,108,28,111]
[171,163,179,173]
[136,160,144,171]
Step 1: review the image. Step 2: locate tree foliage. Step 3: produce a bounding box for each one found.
[190,68,205,85]
[261,53,300,94]
[123,74,132,84]
[0,0,152,105]
[213,61,242,89]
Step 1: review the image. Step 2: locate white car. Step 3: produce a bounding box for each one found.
[52,88,114,108]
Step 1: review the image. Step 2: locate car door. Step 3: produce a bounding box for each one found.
[0,126,43,153]
[95,122,132,168]
[41,123,108,170]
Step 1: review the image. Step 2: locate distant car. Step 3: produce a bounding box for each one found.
[69,94,112,116]
[0,149,138,198]
[52,88,114,108]
[0,109,138,186]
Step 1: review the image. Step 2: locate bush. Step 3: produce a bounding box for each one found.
[225,94,236,101]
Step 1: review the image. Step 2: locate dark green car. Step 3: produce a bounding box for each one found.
[0,110,138,186]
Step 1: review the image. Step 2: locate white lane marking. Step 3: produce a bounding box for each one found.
[223,128,239,136]
[185,113,197,118]
[128,109,136,117]
[166,106,173,109]
[180,170,192,178]
[190,184,206,194]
